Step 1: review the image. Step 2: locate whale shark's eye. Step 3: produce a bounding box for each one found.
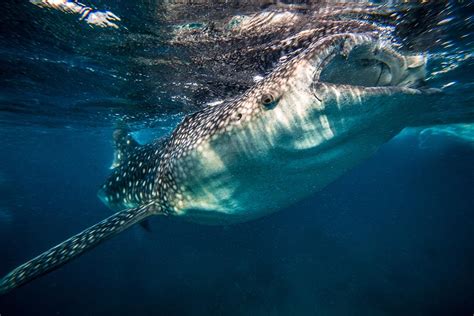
[261,93,277,109]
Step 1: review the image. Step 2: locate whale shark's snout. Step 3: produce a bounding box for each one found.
[321,46,427,88]
[316,37,427,89]
[303,34,470,127]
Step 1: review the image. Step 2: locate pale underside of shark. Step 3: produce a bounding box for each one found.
[1,14,472,294]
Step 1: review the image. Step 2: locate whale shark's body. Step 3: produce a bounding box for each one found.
[0,7,471,294]
[101,32,429,225]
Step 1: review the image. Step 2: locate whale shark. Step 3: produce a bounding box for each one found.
[0,17,471,294]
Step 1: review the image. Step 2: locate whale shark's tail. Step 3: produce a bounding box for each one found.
[0,202,160,295]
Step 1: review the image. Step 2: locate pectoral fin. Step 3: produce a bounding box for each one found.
[0,202,162,295]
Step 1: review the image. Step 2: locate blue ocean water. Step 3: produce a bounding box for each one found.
[1,1,473,315]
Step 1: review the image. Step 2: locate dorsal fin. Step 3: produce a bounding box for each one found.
[110,126,139,169]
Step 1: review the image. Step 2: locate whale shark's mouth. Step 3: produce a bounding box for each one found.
[318,41,426,89]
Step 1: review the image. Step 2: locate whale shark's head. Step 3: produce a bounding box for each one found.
[182,33,429,155]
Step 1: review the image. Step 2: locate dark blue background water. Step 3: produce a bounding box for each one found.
[1,1,473,315]
[0,126,472,315]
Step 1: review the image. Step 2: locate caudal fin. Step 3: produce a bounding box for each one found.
[0,202,158,295]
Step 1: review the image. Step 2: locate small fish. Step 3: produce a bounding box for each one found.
[0,28,471,294]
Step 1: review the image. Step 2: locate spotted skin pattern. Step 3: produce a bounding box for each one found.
[99,138,166,211]
[0,203,156,294]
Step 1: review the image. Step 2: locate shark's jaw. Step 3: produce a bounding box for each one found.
[168,33,431,224]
